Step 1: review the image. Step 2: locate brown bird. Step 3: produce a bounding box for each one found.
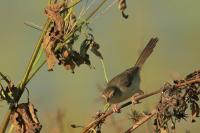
[102,37,159,112]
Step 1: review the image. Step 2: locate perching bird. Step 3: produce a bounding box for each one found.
[102,37,158,112]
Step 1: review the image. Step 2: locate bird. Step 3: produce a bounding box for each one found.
[102,37,159,112]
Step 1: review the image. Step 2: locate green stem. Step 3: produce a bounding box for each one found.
[100,59,108,83]
[26,60,46,85]
[0,20,50,133]
[85,0,108,22]
[19,20,50,90]
[64,0,108,42]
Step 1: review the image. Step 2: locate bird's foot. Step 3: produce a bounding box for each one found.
[112,104,120,113]
[131,90,144,104]
[131,95,140,104]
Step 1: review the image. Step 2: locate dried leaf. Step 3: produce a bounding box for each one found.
[45,2,64,32]
[190,102,199,122]
[64,60,75,73]
[118,0,128,19]
[42,34,58,71]
[90,42,103,59]
[71,51,84,66]
[10,103,42,133]
[0,80,21,104]
[80,39,90,58]
[62,49,69,58]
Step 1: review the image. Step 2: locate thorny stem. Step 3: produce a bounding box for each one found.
[81,77,200,133]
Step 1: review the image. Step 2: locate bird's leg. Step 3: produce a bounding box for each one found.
[112,104,120,113]
[131,89,144,104]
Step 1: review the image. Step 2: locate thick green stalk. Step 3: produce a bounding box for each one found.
[0,20,50,133]
[19,20,50,90]
[26,60,46,85]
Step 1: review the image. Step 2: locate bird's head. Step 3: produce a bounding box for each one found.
[102,86,118,103]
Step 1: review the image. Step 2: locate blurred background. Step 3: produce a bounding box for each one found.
[0,0,200,132]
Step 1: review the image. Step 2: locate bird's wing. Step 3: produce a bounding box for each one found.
[108,67,140,88]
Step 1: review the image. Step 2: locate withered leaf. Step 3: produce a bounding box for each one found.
[71,51,84,66]
[90,41,103,59]
[42,34,58,71]
[64,60,75,73]
[190,102,200,119]
[80,39,90,58]
[47,2,64,12]
[10,103,42,133]
[45,2,64,32]
[0,80,21,104]
[118,0,128,19]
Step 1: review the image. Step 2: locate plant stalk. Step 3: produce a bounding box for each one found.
[0,20,50,133]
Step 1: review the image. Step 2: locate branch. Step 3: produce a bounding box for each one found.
[81,73,200,133]
[124,109,157,133]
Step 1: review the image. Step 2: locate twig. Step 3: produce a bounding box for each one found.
[81,89,162,133]
[81,76,200,133]
[124,109,157,133]
[24,21,42,31]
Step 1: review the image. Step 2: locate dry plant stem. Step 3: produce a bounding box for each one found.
[81,78,200,133]
[124,110,157,133]
[0,20,50,133]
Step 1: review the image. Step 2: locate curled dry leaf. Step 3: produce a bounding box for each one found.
[45,2,65,31]
[118,0,128,19]
[10,103,42,133]
[64,60,75,73]
[90,41,103,59]
[0,80,21,104]
[43,2,66,71]
[42,33,58,71]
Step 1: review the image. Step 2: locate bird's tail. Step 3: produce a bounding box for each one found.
[134,37,158,68]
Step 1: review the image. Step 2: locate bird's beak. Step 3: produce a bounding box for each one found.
[102,94,109,103]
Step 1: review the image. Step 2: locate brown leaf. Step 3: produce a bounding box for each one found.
[42,34,58,71]
[90,42,103,59]
[64,60,75,73]
[47,2,64,13]
[10,103,42,133]
[118,0,128,19]
[62,49,69,58]
[45,2,65,31]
